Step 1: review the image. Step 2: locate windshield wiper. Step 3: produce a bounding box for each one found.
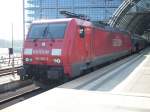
[47,30,55,42]
[43,26,55,42]
[42,26,48,37]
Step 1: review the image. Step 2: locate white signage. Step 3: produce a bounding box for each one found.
[51,49,62,56]
[112,38,122,47]
[24,49,33,55]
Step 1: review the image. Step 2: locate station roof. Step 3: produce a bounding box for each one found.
[109,0,150,36]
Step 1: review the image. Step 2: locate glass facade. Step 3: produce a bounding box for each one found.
[25,0,123,28]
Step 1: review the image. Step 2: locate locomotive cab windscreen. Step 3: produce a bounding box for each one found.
[28,22,67,40]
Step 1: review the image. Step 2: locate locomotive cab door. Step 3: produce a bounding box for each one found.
[79,26,94,66]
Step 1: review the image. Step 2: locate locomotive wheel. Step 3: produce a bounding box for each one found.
[61,75,70,83]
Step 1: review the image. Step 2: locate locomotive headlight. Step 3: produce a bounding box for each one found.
[24,58,32,62]
[29,58,32,62]
[53,58,61,64]
[25,58,29,62]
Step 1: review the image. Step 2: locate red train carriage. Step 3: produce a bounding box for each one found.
[18,18,132,82]
[131,34,148,52]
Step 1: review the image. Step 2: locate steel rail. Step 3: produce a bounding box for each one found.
[0,85,42,110]
[0,66,22,77]
[0,81,60,109]
[0,85,40,104]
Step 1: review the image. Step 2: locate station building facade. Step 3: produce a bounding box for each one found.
[24,0,123,28]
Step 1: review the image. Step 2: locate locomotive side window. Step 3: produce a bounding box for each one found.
[79,26,85,38]
[28,23,67,39]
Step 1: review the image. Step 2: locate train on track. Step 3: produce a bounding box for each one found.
[17,17,148,84]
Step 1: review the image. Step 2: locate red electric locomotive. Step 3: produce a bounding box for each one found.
[18,18,133,82]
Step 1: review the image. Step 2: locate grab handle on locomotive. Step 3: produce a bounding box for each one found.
[80,26,85,38]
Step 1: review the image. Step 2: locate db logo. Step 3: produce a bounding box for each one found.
[41,42,46,47]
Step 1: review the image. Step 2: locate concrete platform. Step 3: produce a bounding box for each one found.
[112,51,150,94]
[1,88,150,112]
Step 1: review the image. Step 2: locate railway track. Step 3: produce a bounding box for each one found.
[0,84,42,110]
[0,66,22,77]
[0,79,61,109]
[0,79,42,109]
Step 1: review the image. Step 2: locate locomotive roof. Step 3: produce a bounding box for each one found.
[92,21,129,35]
[32,18,92,27]
[32,18,129,35]
[32,18,73,24]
